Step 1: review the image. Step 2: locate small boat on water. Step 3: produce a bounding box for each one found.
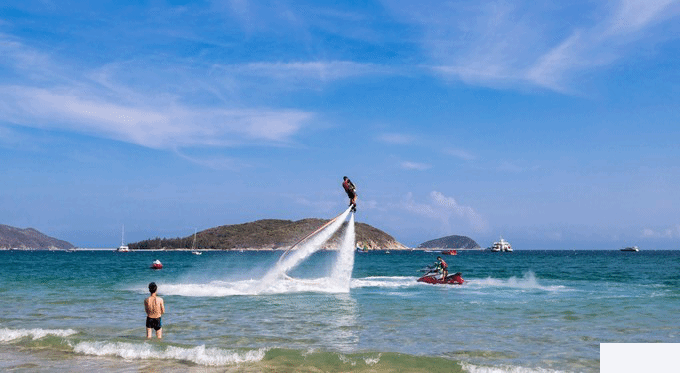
[150,260,163,269]
[489,237,513,252]
[442,249,457,255]
[115,225,130,252]
[190,229,201,255]
[621,246,640,252]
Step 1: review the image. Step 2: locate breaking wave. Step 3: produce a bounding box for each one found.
[0,327,78,342]
[461,362,567,373]
[72,341,266,366]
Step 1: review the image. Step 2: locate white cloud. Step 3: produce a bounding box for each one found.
[400,161,431,171]
[0,34,314,151]
[604,0,678,36]
[400,191,488,233]
[642,228,657,237]
[0,86,313,149]
[216,61,395,85]
[174,151,245,171]
[383,0,680,92]
[641,225,680,238]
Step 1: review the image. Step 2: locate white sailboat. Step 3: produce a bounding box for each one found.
[116,225,130,252]
[191,229,202,255]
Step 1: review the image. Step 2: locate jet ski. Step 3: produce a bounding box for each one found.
[418,272,464,284]
[150,259,163,269]
[417,266,464,285]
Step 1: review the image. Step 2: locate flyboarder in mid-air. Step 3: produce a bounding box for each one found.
[342,176,357,212]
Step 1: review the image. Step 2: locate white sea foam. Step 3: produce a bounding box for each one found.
[157,272,563,296]
[154,275,353,297]
[72,341,266,366]
[469,271,567,292]
[461,362,566,373]
[159,279,261,297]
[351,276,418,289]
[338,353,357,366]
[0,327,78,342]
[364,353,381,365]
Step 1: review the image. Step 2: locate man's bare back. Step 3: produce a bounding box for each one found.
[145,282,165,339]
[144,295,164,318]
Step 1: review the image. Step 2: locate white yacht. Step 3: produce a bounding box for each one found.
[620,246,639,252]
[490,237,513,252]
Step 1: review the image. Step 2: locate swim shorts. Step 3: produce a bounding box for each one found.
[146,317,162,330]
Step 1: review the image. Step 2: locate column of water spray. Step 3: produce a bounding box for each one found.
[259,207,352,288]
[330,212,355,292]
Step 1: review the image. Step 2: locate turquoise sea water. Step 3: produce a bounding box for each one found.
[2,249,680,372]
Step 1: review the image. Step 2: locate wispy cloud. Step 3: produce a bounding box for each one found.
[0,85,313,149]
[212,0,390,44]
[604,0,678,36]
[0,34,315,151]
[400,161,431,170]
[212,61,398,90]
[442,147,476,161]
[383,0,680,92]
[174,151,246,171]
[527,0,680,91]
[400,191,488,233]
[641,225,680,238]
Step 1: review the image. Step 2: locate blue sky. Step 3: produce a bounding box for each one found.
[1,0,679,249]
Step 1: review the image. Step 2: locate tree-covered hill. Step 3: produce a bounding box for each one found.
[417,235,481,250]
[129,218,409,251]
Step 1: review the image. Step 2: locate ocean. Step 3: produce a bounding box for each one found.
[2,247,679,372]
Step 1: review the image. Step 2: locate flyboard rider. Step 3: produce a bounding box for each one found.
[342,176,357,212]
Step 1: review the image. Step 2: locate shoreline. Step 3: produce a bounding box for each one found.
[1,246,485,252]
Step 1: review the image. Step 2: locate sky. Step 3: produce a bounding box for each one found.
[1,0,679,250]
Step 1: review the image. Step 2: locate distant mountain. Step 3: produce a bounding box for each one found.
[130,218,409,251]
[417,235,480,250]
[0,224,75,250]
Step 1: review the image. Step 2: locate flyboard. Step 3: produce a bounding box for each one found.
[277,208,349,265]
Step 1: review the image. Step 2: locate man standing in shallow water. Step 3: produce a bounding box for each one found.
[144,282,165,339]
